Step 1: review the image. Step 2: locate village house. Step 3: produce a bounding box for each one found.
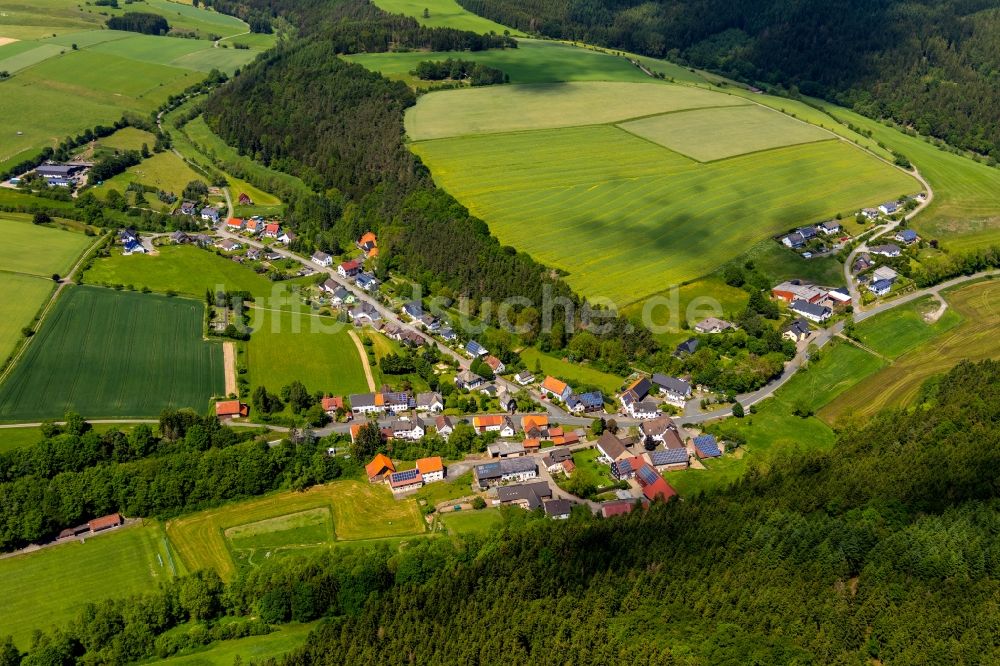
[200,207,220,224]
[872,266,899,283]
[600,499,645,518]
[596,431,634,464]
[420,313,439,331]
[215,400,249,421]
[674,338,699,357]
[178,200,196,216]
[226,217,245,231]
[868,279,893,297]
[632,400,660,419]
[321,396,344,415]
[416,392,444,413]
[358,231,378,258]
[474,458,537,489]
[498,482,552,510]
[783,318,811,342]
[790,299,832,323]
[652,374,691,407]
[263,222,281,239]
[402,301,423,320]
[312,251,333,267]
[487,441,526,458]
[366,453,395,483]
[611,456,641,481]
[170,230,189,244]
[643,448,689,472]
[355,273,378,291]
[122,238,146,255]
[641,415,684,448]
[465,340,488,358]
[853,253,874,273]
[861,207,879,220]
[348,302,381,324]
[277,230,296,244]
[544,499,573,520]
[473,414,506,434]
[540,376,573,402]
[498,388,517,414]
[434,415,454,439]
[238,192,253,205]
[392,418,425,441]
[454,369,485,390]
[246,248,261,261]
[693,317,734,334]
[878,201,899,215]
[484,355,505,375]
[521,414,549,439]
[245,219,262,235]
[438,327,457,341]
[336,259,360,278]
[895,229,919,244]
[870,243,902,258]
[620,376,652,415]
[781,232,805,249]
[416,456,445,483]
[567,391,604,413]
[817,220,842,235]
[543,448,574,475]
[514,370,535,385]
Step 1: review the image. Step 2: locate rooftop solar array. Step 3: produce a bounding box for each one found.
[694,435,722,457]
[391,468,421,483]
[651,448,688,465]
[636,465,661,486]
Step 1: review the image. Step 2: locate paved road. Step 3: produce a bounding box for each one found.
[854,269,1000,322]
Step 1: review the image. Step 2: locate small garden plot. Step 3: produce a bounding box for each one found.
[619,105,832,162]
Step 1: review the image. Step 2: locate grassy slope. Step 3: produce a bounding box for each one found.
[854,295,962,359]
[150,623,316,666]
[0,522,177,650]
[810,100,1000,251]
[618,104,831,162]
[821,279,1000,422]
[84,245,283,298]
[414,126,915,304]
[371,0,520,34]
[246,307,371,397]
[0,216,93,276]
[0,273,53,364]
[518,347,622,395]
[165,480,425,581]
[405,80,748,139]
[94,126,158,153]
[95,150,206,205]
[439,507,503,535]
[0,286,224,420]
[668,339,883,496]
[346,39,654,86]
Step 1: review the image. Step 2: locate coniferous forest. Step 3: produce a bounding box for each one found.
[6,361,999,664]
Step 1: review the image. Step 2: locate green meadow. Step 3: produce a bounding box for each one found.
[854,296,962,359]
[519,347,622,395]
[439,508,503,535]
[0,522,177,649]
[346,39,652,86]
[405,80,747,140]
[150,623,316,665]
[95,150,206,205]
[371,0,518,34]
[0,273,54,364]
[245,307,371,397]
[0,286,224,420]
[414,125,915,304]
[0,215,93,276]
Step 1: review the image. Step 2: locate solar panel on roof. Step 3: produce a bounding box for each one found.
[637,466,660,485]
[694,435,722,457]
[392,469,420,482]
[653,449,687,465]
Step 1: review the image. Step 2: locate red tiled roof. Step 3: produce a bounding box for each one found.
[473,415,503,429]
[523,438,541,450]
[541,376,568,395]
[322,396,343,411]
[365,453,394,479]
[416,456,443,474]
[89,513,123,531]
[215,400,248,417]
[521,414,549,431]
[265,223,280,233]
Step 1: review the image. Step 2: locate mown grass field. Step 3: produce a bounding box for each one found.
[165,480,425,581]
[439,507,503,535]
[406,80,747,140]
[0,273,54,365]
[346,39,653,86]
[0,422,140,454]
[810,100,1000,251]
[95,150,207,204]
[854,296,962,359]
[372,0,518,34]
[518,347,622,395]
[0,216,92,276]
[821,279,1000,422]
[84,245,278,297]
[0,286,224,420]
[619,104,831,162]
[246,307,371,397]
[93,126,158,153]
[0,521,178,649]
[414,124,915,304]
[150,623,316,666]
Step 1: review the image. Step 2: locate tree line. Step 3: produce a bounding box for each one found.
[106,12,170,35]
[413,58,509,85]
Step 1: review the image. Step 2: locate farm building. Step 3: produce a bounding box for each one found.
[388,468,423,494]
[88,513,124,532]
[772,280,826,304]
[644,448,689,472]
[487,441,525,458]
[596,432,633,463]
[693,435,723,459]
[635,462,677,502]
[215,400,248,420]
[600,499,645,518]
[416,456,445,483]
[366,453,395,483]
[497,481,552,510]
[474,458,537,489]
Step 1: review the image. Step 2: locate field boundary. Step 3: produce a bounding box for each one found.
[223,342,237,395]
[348,330,377,391]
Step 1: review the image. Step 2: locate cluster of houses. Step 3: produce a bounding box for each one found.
[779,219,844,256]
[365,453,445,494]
[618,373,692,418]
[225,216,293,244]
[771,280,851,323]
[537,375,605,414]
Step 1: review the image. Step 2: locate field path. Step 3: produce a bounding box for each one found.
[348,330,377,391]
[223,341,237,395]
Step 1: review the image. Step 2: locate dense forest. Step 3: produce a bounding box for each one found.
[5,360,999,664]
[458,0,1000,158]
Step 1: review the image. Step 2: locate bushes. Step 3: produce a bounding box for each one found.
[106,12,169,34]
